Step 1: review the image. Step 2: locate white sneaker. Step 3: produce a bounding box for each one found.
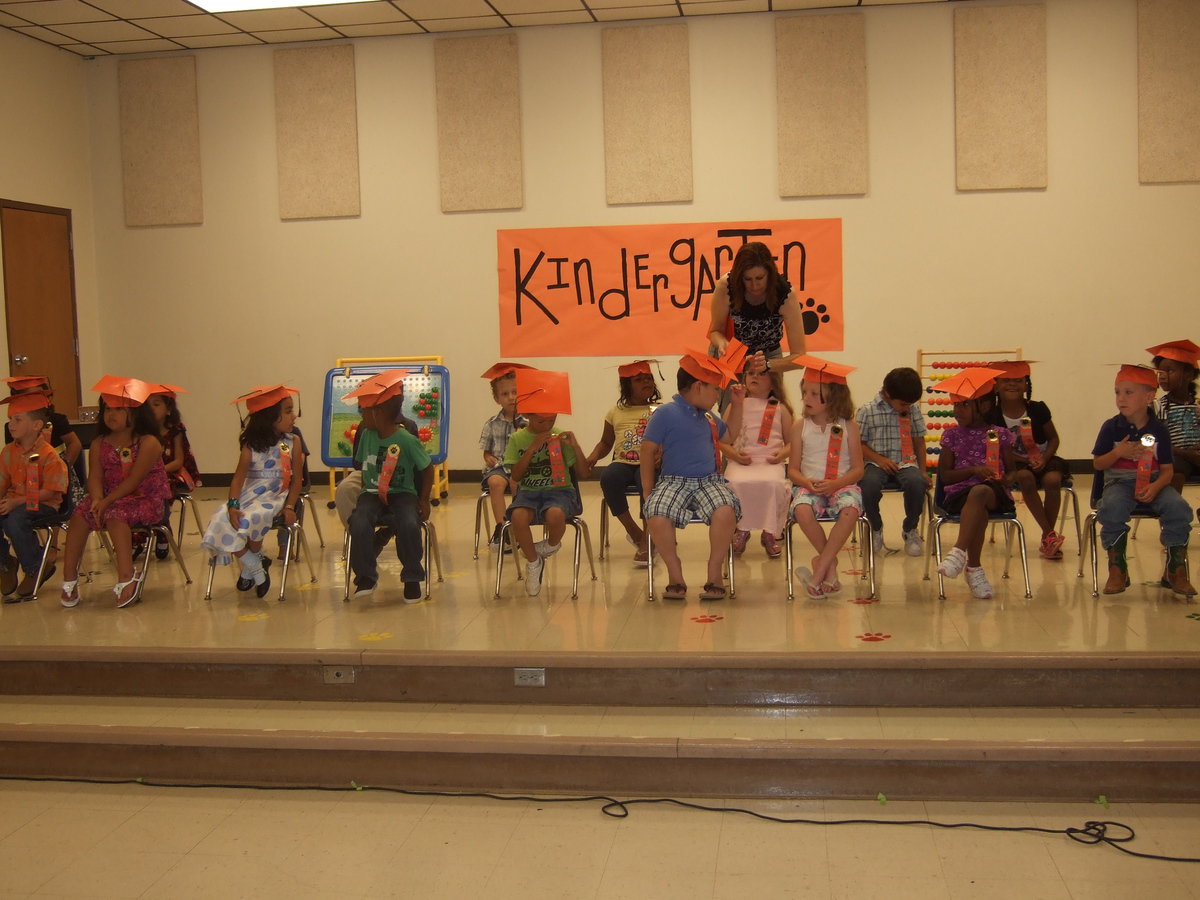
[534,540,562,559]
[937,547,967,578]
[871,530,884,556]
[903,529,924,558]
[525,556,544,596]
[965,565,994,599]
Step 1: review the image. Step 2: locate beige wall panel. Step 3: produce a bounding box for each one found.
[776,14,867,198]
[602,23,693,204]
[954,5,1047,191]
[275,44,361,220]
[1138,0,1200,184]
[118,56,203,227]
[435,34,523,212]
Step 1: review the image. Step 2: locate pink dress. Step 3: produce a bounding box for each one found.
[76,438,171,530]
[724,396,791,535]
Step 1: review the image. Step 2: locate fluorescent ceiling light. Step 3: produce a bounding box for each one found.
[193,0,356,11]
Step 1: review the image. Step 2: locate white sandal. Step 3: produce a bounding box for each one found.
[114,577,141,609]
[60,579,80,609]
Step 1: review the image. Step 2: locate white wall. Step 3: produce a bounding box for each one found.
[6,0,1199,475]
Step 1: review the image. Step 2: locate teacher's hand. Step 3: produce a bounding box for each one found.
[710,334,729,357]
[746,352,768,375]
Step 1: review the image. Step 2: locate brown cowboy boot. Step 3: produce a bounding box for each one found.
[1164,545,1196,597]
[1103,531,1130,595]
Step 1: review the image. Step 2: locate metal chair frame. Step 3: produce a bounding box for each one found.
[203,521,316,602]
[923,481,1032,601]
[646,517,736,602]
[343,520,443,601]
[784,511,874,602]
[496,516,596,599]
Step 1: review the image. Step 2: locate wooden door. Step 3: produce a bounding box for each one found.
[1,200,82,417]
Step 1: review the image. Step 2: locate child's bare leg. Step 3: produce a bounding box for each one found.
[955,485,998,565]
[487,474,509,527]
[793,505,828,557]
[510,507,536,562]
[707,506,736,585]
[1015,469,1052,536]
[812,508,858,585]
[543,507,566,548]
[106,520,135,582]
[1041,470,1063,526]
[61,515,90,581]
[617,511,645,545]
[648,516,683,585]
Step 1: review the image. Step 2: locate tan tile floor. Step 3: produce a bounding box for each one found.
[0,479,1194,654]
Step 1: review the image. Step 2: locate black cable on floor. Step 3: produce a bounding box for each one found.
[4,775,1198,864]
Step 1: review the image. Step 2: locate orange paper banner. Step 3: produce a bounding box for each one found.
[497,219,843,356]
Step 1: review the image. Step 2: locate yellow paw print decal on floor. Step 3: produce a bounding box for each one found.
[237,612,270,622]
[359,632,393,642]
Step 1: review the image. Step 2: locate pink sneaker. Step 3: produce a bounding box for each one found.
[760,532,781,559]
[732,530,750,554]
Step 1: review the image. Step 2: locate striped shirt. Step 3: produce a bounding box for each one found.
[1156,396,1200,452]
[855,394,926,469]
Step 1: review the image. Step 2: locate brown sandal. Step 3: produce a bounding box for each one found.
[699,582,727,601]
[662,583,687,601]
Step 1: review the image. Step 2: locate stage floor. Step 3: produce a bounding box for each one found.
[0,479,1196,655]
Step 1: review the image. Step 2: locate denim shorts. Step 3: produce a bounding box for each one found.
[508,487,582,524]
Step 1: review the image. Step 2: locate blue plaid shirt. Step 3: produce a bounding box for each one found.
[479,411,526,473]
[855,393,926,469]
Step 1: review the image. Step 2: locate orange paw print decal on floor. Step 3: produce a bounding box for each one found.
[850,597,879,605]
[691,615,724,623]
[856,632,891,642]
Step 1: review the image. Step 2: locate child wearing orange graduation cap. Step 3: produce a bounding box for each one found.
[640,348,745,602]
[984,360,1069,560]
[60,377,171,610]
[343,371,433,602]
[200,385,304,599]
[722,368,793,559]
[4,375,84,502]
[0,391,70,601]
[1149,339,1200,494]
[503,370,591,597]
[787,356,864,599]
[585,359,662,566]
[147,384,201,560]
[479,363,531,552]
[933,368,1016,600]
[1092,364,1194,597]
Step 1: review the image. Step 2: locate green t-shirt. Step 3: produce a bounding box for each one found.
[502,427,576,492]
[356,427,431,496]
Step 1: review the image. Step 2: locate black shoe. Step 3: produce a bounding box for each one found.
[403,581,422,601]
[255,571,271,598]
[131,537,147,561]
[352,576,377,599]
[154,538,170,560]
[236,575,254,591]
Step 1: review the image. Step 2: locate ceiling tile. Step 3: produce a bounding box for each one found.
[254,25,339,41]
[508,10,591,25]
[88,0,203,17]
[774,0,855,7]
[132,13,237,35]
[396,0,491,18]
[59,42,106,53]
[3,0,115,25]
[53,18,155,39]
[337,20,422,35]
[418,14,505,31]
[303,1,408,26]
[493,0,584,13]
[91,36,180,50]
[0,8,27,24]
[219,7,323,28]
[681,0,767,14]
[173,30,259,46]
[13,23,72,41]
[591,5,677,21]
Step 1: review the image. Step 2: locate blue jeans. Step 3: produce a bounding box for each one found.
[1097,474,1192,549]
[348,493,424,583]
[860,464,927,533]
[0,505,63,575]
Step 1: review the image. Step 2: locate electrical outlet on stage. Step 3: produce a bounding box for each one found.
[514,667,546,687]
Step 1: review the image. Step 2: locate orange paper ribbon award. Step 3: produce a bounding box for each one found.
[546,435,568,486]
[898,412,916,466]
[1017,418,1042,464]
[1135,434,1157,497]
[985,429,1001,479]
[279,440,293,488]
[705,413,723,472]
[119,447,133,477]
[824,424,844,480]
[756,399,779,445]
[377,443,401,503]
[24,452,39,512]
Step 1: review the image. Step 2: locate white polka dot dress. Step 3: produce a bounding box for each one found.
[201,443,289,564]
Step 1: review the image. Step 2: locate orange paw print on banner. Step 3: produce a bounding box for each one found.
[691,615,724,624]
[856,632,891,642]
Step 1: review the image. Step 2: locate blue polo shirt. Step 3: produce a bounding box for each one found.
[1092,413,1173,474]
[642,394,727,478]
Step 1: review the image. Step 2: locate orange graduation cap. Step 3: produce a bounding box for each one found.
[994,360,1036,380]
[93,375,155,408]
[4,375,50,393]
[480,362,535,381]
[618,359,661,378]
[1,391,53,415]
[150,383,186,398]
[795,354,856,385]
[514,369,571,416]
[342,369,407,408]
[931,367,1006,402]
[1114,364,1159,388]
[233,384,299,414]
[679,348,741,389]
[1147,339,1200,369]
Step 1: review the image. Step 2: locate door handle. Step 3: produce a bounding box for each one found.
[12,355,28,366]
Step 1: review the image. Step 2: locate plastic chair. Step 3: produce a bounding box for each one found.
[784,510,874,601]
[278,488,325,562]
[923,479,1032,600]
[495,510,596,599]
[343,520,443,601]
[646,516,736,601]
[1077,477,1186,598]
